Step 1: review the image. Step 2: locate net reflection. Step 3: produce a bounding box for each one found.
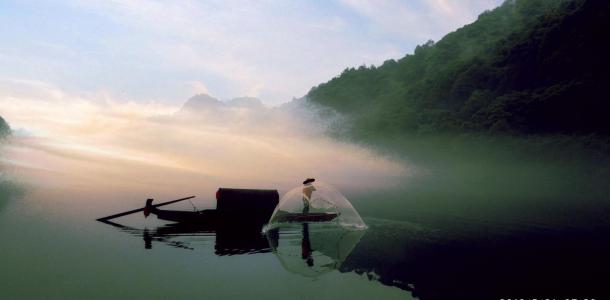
[265,222,365,278]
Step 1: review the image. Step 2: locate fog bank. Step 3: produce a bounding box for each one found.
[0,82,406,210]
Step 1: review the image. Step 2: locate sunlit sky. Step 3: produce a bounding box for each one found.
[1,0,502,106]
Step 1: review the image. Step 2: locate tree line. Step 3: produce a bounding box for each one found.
[307,0,610,140]
[0,116,10,139]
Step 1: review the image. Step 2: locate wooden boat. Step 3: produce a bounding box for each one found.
[98,188,280,225]
[98,186,340,227]
[146,203,219,223]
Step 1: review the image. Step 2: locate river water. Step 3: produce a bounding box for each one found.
[1,104,610,299]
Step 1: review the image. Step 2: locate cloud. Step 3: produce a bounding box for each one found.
[422,0,503,30]
[339,0,503,43]
[338,0,433,40]
[0,0,502,105]
[0,78,178,134]
[187,81,212,96]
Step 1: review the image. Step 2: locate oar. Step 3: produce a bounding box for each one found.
[96,196,196,221]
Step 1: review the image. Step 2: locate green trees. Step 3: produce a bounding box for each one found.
[0,116,10,139]
[307,0,610,138]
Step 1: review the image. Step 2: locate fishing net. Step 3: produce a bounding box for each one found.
[265,181,367,231]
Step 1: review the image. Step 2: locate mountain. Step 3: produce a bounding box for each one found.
[172,94,278,128]
[179,93,225,113]
[306,0,610,139]
[178,94,265,114]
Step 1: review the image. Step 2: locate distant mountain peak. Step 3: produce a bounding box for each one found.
[180,93,223,112]
[177,94,269,117]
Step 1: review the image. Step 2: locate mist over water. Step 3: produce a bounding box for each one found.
[349,134,610,231]
[0,86,405,218]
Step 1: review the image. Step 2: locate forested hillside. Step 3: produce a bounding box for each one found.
[307,0,610,139]
[0,116,10,139]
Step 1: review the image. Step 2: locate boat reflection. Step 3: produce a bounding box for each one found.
[100,219,271,255]
[98,217,437,299]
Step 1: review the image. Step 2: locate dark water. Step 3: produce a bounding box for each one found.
[2,135,610,300]
[0,194,407,299]
[2,189,609,300]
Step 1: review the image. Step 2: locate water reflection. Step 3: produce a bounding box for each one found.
[100,219,271,255]
[337,218,610,300]
[266,223,365,277]
[100,217,369,279]
[93,215,610,299]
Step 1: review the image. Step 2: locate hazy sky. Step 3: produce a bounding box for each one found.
[0,0,502,105]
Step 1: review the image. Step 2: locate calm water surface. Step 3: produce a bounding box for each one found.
[2,129,610,299]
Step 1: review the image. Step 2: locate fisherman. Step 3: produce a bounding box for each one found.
[302,178,316,214]
[143,198,154,218]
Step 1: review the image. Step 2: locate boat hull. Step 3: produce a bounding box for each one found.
[276,213,339,223]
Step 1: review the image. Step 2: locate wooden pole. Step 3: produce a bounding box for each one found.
[96,196,196,221]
